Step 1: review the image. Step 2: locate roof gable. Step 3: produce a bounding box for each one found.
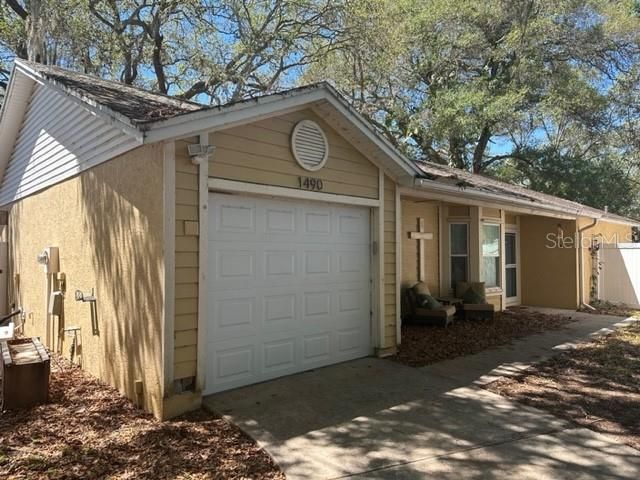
[20,60,202,125]
[0,74,141,206]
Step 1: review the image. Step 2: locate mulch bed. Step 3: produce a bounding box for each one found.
[392,307,576,367]
[0,357,284,480]
[486,321,640,451]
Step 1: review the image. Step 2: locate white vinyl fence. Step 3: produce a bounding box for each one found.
[600,243,640,307]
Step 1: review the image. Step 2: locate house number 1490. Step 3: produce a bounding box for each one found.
[298,176,324,191]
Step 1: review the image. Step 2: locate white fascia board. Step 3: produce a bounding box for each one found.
[402,183,578,220]
[0,64,18,121]
[590,216,639,227]
[411,179,638,227]
[142,84,422,181]
[0,68,34,203]
[321,93,422,179]
[142,88,330,144]
[14,60,145,143]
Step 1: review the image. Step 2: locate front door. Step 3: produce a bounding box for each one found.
[505,230,519,305]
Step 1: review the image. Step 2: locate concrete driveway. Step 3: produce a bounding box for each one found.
[204,311,640,479]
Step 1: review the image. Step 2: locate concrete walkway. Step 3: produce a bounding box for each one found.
[204,309,640,479]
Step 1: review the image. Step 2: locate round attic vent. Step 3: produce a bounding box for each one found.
[291,120,329,171]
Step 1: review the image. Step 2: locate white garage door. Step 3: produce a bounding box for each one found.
[205,193,372,394]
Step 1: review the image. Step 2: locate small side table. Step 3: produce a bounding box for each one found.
[436,296,464,314]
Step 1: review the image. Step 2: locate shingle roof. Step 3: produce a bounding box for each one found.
[416,161,637,224]
[21,60,205,125]
[13,60,639,224]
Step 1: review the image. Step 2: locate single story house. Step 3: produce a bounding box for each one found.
[0,60,636,419]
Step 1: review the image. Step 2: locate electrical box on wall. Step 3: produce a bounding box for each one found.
[48,291,64,316]
[37,247,59,274]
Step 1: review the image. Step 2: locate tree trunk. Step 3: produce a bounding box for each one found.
[26,0,45,63]
[5,0,28,19]
[449,136,466,170]
[473,125,491,173]
[151,12,167,94]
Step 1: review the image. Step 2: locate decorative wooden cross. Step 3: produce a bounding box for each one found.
[408,217,434,282]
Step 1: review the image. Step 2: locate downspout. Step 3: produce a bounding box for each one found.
[578,217,598,310]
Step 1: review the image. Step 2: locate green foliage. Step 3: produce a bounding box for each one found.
[490,149,640,217]
[303,0,640,215]
[1,0,639,215]
[0,0,345,102]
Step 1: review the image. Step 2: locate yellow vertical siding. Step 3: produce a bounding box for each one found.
[173,138,200,380]
[384,175,397,348]
[209,109,379,199]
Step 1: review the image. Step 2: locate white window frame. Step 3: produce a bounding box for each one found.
[481,222,502,289]
[449,222,469,290]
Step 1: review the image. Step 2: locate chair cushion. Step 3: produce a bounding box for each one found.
[455,281,469,299]
[462,288,486,304]
[416,293,443,310]
[470,282,487,299]
[458,281,487,304]
[412,282,431,297]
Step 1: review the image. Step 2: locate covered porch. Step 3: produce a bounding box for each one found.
[399,194,581,315]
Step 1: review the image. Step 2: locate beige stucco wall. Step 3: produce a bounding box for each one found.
[520,215,579,309]
[577,217,632,304]
[8,144,165,417]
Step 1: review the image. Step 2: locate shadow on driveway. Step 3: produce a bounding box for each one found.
[204,312,640,479]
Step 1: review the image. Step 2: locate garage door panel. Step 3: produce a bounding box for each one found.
[205,193,372,395]
[303,290,332,320]
[302,333,332,363]
[337,288,366,315]
[263,293,297,325]
[216,199,256,233]
[264,207,297,234]
[304,211,332,234]
[303,250,332,275]
[265,250,297,278]
[336,211,368,238]
[262,337,297,373]
[337,327,366,354]
[337,249,369,275]
[210,340,256,387]
[215,250,256,280]
[209,295,258,343]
